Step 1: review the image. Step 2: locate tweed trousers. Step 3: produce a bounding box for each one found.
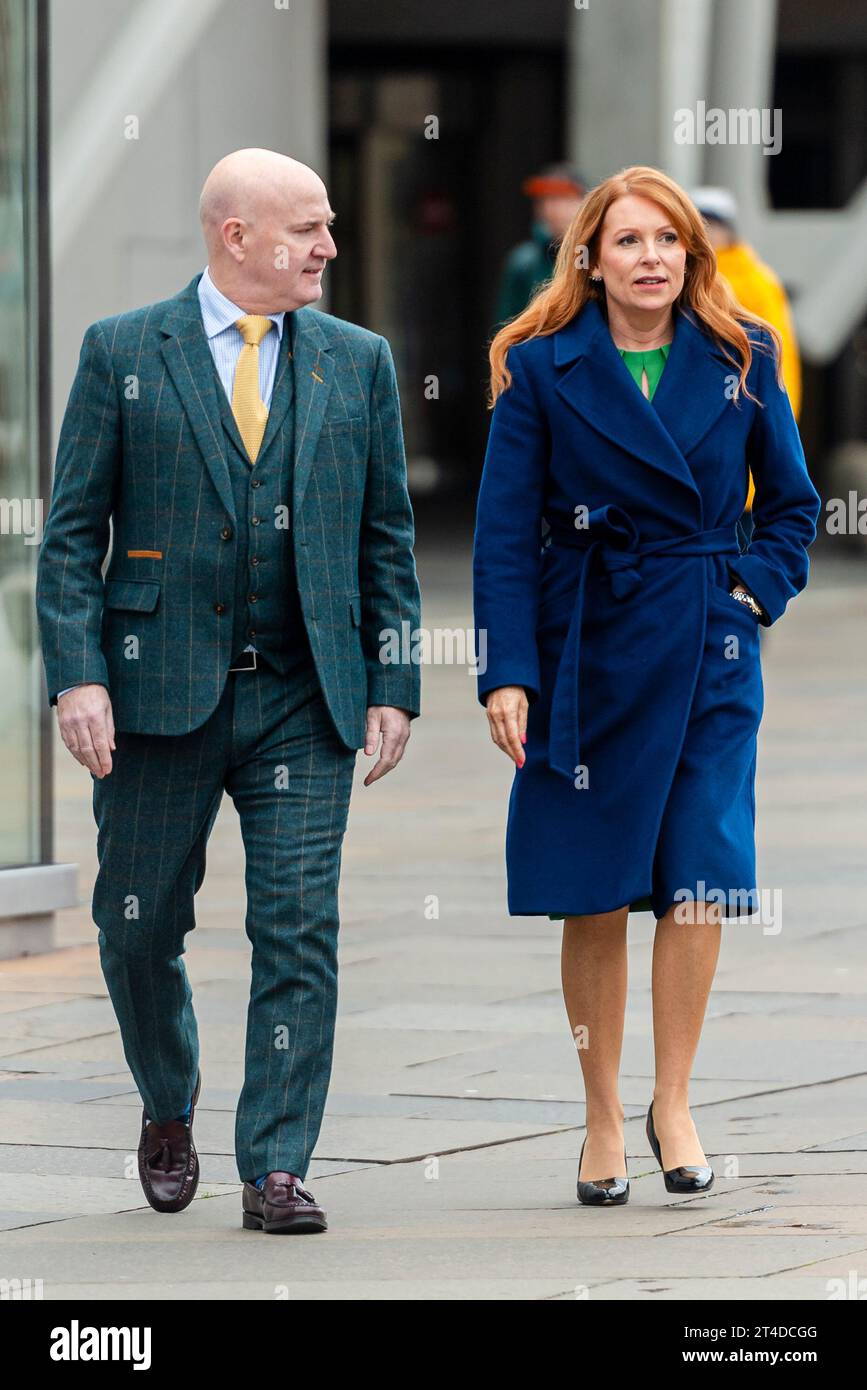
[90,653,357,1182]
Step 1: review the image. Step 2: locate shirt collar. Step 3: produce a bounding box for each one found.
[198,265,284,342]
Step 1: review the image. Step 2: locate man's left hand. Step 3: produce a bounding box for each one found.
[362,706,412,786]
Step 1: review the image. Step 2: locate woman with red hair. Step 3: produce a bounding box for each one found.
[473,165,820,1207]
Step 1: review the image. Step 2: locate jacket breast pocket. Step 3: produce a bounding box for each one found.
[103,578,161,612]
[320,415,369,458]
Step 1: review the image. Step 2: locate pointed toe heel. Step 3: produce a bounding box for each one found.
[646,1101,714,1194]
[577,1134,630,1206]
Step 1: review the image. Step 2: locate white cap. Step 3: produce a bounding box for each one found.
[690,186,738,227]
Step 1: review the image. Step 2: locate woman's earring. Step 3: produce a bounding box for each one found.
[590,274,603,283]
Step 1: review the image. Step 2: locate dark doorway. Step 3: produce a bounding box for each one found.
[328,45,565,502]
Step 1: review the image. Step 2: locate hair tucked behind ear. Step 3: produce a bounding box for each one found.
[488,164,783,408]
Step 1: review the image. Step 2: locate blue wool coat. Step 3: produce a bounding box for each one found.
[473,297,821,920]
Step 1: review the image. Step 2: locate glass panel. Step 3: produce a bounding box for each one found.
[0,0,42,866]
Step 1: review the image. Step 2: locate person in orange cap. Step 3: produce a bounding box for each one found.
[495,164,586,325]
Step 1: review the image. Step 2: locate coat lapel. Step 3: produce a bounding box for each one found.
[553,297,733,510]
[651,305,741,460]
[160,274,235,523]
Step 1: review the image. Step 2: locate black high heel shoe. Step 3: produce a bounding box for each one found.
[646,1100,714,1194]
[577,1134,630,1205]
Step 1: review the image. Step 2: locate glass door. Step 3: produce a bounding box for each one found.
[0,0,48,866]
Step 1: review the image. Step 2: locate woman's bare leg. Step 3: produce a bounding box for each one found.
[649,900,722,1168]
[561,906,629,1179]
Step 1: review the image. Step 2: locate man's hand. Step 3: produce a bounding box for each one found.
[362,705,411,786]
[57,684,116,778]
[485,685,528,766]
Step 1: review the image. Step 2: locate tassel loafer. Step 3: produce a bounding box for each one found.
[646,1100,714,1194]
[577,1134,630,1205]
[137,1069,201,1213]
[242,1172,327,1234]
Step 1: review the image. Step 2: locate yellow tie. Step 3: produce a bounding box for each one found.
[232,315,275,463]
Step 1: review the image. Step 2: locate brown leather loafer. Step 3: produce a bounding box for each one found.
[137,1070,201,1213]
[242,1171,327,1234]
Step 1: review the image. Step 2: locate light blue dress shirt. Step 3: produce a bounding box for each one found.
[196,264,285,408]
[56,269,286,696]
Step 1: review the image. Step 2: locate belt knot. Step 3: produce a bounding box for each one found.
[543,507,741,780]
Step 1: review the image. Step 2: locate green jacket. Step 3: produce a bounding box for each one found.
[36,272,422,743]
[494,222,557,325]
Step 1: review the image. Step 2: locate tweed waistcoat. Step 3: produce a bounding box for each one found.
[211,322,313,673]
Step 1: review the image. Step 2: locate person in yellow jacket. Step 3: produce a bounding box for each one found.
[691,188,802,533]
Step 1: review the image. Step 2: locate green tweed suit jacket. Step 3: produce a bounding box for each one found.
[36,273,422,744]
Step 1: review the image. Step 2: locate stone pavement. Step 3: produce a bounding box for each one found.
[1,530,865,1300]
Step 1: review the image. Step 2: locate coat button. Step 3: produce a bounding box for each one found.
[248,594,258,603]
[214,602,225,615]
[220,526,232,540]
[251,516,260,525]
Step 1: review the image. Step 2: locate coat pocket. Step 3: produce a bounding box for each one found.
[103,578,161,612]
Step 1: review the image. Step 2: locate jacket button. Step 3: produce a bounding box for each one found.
[248,594,258,603]
[214,603,225,615]
[220,526,232,540]
[251,479,262,488]
[251,516,260,525]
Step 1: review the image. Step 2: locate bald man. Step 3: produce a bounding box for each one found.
[36,149,421,1233]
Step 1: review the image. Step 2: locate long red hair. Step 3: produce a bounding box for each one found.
[488,164,783,407]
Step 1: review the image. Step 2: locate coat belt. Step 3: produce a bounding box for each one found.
[544,506,742,781]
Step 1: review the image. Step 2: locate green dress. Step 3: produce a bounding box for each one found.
[547,343,671,919]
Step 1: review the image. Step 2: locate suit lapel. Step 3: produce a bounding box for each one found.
[291,307,334,515]
[160,274,235,523]
[553,297,732,509]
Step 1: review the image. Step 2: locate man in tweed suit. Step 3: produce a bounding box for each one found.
[36,148,421,1233]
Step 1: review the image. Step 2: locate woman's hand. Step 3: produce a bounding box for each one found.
[731,581,764,616]
[485,686,528,767]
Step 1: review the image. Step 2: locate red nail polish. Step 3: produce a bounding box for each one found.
[520,732,527,744]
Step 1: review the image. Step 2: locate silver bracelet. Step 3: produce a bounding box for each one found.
[730,587,763,618]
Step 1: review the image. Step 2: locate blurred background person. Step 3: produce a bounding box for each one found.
[494,163,587,325]
[691,186,803,546]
